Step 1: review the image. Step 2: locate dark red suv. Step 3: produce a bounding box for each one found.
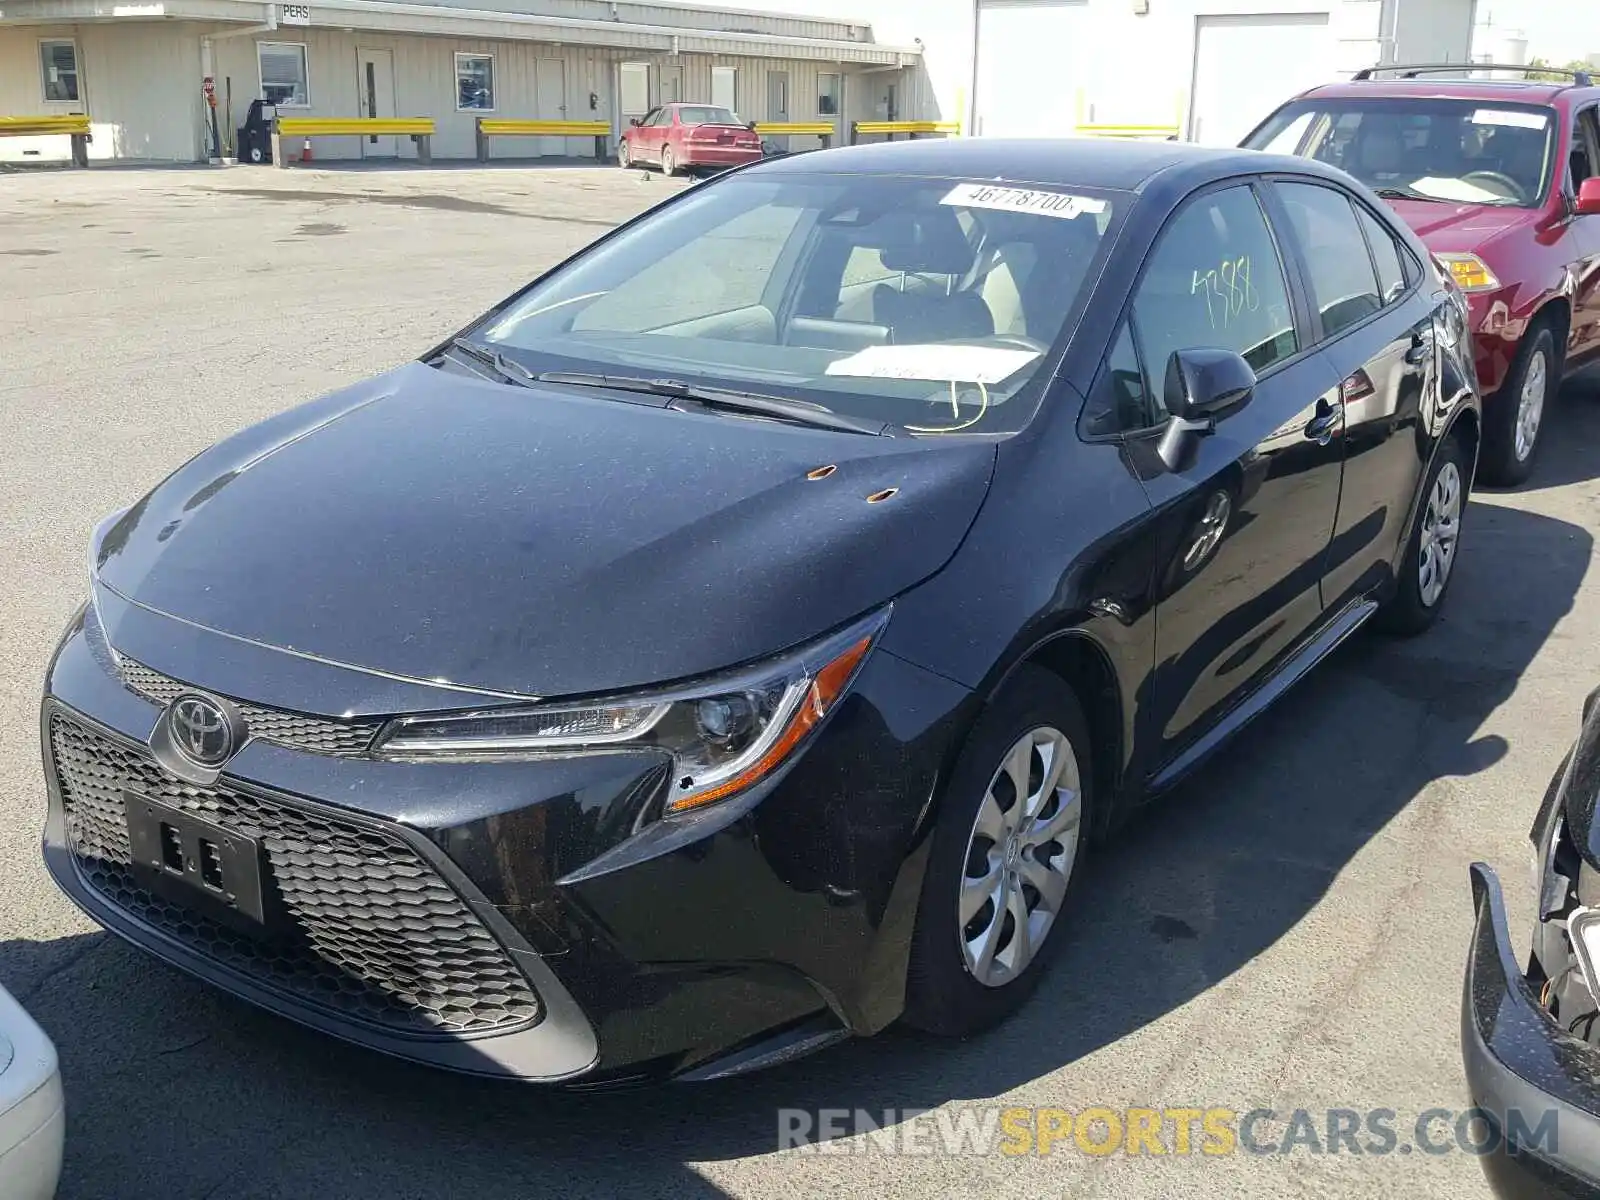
[1246,65,1600,484]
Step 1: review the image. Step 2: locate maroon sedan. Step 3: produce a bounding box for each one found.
[619,102,764,177]
[1246,65,1600,484]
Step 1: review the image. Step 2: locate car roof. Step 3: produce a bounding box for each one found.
[1300,78,1585,106]
[751,137,1332,193]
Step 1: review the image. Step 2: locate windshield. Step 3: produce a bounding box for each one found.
[475,173,1124,435]
[1244,98,1556,208]
[677,106,741,126]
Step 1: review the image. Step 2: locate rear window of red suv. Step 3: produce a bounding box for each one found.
[1245,97,1556,209]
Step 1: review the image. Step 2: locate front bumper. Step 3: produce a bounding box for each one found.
[41,602,972,1082]
[1462,862,1600,1198]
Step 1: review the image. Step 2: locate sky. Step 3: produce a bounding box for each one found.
[1476,0,1600,63]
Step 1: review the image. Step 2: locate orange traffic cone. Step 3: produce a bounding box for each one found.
[301,137,313,163]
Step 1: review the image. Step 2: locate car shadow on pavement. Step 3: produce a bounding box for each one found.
[0,501,1589,1200]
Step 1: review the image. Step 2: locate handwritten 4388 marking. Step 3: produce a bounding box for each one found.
[1192,255,1260,330]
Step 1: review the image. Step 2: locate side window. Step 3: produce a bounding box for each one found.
[1276,183,1381,338]
[1129,185,1298,408]
[1574,108,1600,192]
[1083,324,1155,435]
[1355,204,1408,304]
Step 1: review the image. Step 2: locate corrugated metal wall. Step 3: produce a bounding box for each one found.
[0,22,204,162]
[1,21,912,163]
[213,30,906,161]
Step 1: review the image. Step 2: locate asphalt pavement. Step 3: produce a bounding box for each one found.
[3,162,1600,1199]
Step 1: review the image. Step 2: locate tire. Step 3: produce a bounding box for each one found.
[903,666,1093,1037]
[617,141,631,169]
[661,145,678,177]
[1480,325,1556,486]
[1374,433,1469,637]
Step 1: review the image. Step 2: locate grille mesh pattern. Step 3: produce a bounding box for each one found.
[118,659,380,756]
[50,713,541,1035]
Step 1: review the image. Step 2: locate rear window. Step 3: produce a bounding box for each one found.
[1245,97,1556,208]
[677,106,741,126]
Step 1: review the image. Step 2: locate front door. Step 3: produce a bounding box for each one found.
[1122,183,1344,762]
[357,48,396,158]
[1566,105,1600,366]
[766,71,790,153]
[659,64,683,105]
[535,58,566,157]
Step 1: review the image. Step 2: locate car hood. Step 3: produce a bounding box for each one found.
[93,363,996,702]
[1381,197,1534,257]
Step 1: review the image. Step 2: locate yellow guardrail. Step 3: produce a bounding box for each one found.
[277,116,435,137]
[0,114,91,137]
[1076,123,1180,140]
[478,118,611,136]
[755,122,836,136]
[854,120,959,136]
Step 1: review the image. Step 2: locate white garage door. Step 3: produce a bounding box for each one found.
[1189,13,1332,147]
[973,1,1089,138]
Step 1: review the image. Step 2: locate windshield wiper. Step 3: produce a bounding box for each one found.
[1372,185,1442,203]
[535,371,895,436]
[446,338,538,388]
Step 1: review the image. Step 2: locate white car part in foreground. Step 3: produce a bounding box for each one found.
[0,983,63,1200]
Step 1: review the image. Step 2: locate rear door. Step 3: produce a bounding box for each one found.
[1101,183,1345,763]
[1269,179,1439,611]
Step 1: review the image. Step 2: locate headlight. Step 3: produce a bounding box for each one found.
[375,609,888,815]
[1435,252,1501,293]
[1568,905,1600,1002]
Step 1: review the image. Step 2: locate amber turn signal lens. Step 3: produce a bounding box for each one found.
[663,634,875,814]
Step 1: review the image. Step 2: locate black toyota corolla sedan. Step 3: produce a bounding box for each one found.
[43,138,1479,1085]
[1466,690,1600,1198]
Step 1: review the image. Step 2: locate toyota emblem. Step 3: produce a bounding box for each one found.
[167,694,238,767]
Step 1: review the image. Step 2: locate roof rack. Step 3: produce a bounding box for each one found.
[1352,62,1594,87]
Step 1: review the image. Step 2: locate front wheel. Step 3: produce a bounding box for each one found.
[661,145,678,177]
[903,666,1092,1037]
[1375,434,1468,636]
[1480,326,1555,486]
[617,141,632,169]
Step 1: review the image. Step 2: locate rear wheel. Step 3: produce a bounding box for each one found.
[661,145,678,177]
[1481,325,1556,486]
[1375,433,1468,636]
[903,667,1092,1036]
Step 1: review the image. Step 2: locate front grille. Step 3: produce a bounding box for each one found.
[118,658,381,756]
[50,712,541,1036]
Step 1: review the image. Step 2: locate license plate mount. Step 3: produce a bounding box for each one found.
[124,793,268,926]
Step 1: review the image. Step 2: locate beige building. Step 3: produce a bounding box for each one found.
[0,0,925,163]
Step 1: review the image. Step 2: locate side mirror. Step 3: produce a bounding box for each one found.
[1163,347,1256,421]
[628,118,641,128]
[1156,348,1256,471]
[1577,177,1600,216]
[747,121,758,131]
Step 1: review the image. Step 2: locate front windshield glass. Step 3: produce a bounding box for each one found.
[1244,98,1556,208]
[476,173,1124,435]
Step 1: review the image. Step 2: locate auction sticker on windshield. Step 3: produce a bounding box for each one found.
[1469,108,1548,129]
[825,344,1040,384]
[942,183,1107,220]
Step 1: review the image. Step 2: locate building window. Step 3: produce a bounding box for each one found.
[40,40,79,104]
[259,42,309,108]
[817,72,841,117]
[456,52,494,111]
[711,66,737,113]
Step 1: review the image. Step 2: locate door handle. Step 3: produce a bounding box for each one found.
[1304,399,1341,445]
